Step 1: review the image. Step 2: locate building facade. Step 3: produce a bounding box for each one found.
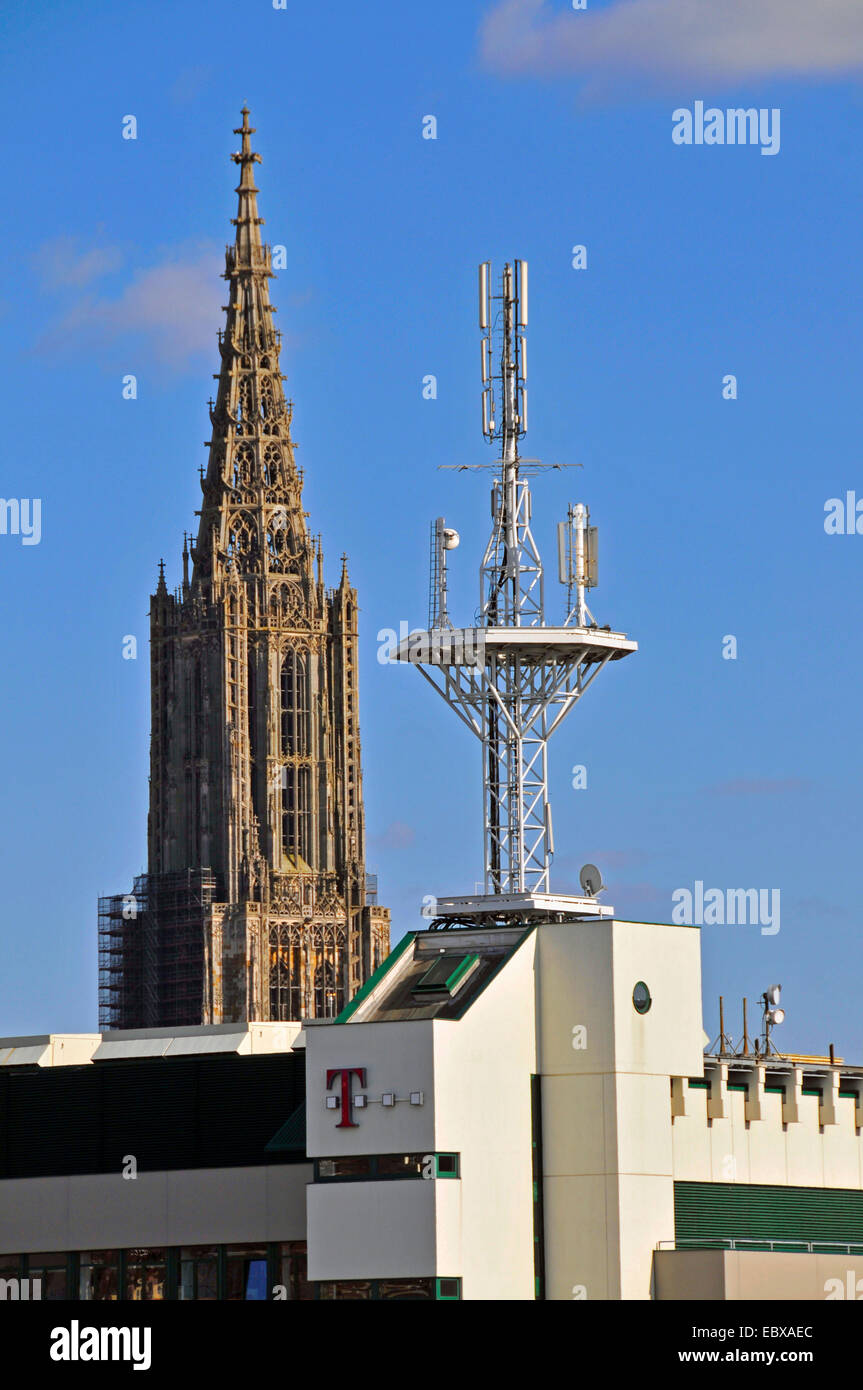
[5,913,863,1300]
[303,913,863,1300]
[0,1025,311,1301]
[98,111,389,1031]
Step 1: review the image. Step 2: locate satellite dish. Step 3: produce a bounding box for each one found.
[579,863,604,897]
[442,528,460,550]
[766,984,782,1006]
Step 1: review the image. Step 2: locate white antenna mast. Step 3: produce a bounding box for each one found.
[399,260,637,919]
[429,517,459,629]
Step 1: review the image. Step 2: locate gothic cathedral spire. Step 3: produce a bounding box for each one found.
[99,111,390,1029]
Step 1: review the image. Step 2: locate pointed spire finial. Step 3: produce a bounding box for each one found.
[230,106,264,265]
[156,558,168,597]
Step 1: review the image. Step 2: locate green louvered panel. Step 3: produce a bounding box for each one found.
[675,1182,863,1248]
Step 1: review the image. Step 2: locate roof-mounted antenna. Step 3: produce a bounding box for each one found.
[428,517,460,629]
[558,503,598,628]
[397,259,636,906]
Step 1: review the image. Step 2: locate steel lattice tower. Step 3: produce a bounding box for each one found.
[399,261,636,922]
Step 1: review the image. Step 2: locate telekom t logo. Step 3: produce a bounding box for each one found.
[327,1067,367,1128]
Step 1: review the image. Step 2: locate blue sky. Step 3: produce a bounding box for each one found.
[1,0,863,1058]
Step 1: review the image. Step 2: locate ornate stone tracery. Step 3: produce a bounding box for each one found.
[98,110,390,1032]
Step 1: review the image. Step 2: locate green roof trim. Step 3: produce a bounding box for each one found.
[265,1101,306,1154]
[334,931,416,1023]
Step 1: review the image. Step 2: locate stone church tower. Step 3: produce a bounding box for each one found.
[99,110,390,1029]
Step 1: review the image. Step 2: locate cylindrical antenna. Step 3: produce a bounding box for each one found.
[479,262,489,329]
[557,521,568,584]
[742,997,749,1055]
[516,259,528,327]
[719,996,725,1055]
[574,502,587,626]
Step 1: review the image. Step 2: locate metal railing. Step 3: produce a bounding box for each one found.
[657,1238,863,1256]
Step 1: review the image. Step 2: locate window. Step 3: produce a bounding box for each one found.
[379,1279,435,1300]
[413,953,479,997]
[377,1153,425,1178]
[225,1246,268,1301]
[281,650,309,757]
[282,765,311,863]
[27,1252,69,1301]
[437,1277,462,1300]
[14,1244,308,1301]
[124,1248,166,1301]
[317,1277,460,1301]
[179,1247,218,1301]
[632,981,652,1014]
[315,1153,460,1182]
[79,1251,119,1301]
[278,1242,311,1301]
[317,1156,372,1180]
[318,1280,373,1300]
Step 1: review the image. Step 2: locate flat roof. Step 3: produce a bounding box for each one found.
[0,1022,303,1067]
[395,625,637,667]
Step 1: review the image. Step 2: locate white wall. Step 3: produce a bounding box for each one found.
[304,1019,436,1159]
[536,918,703,1301]
[672,1070,863,1188]
[0,1164,311,1253]
[304,930,538,1299]
[432,929,538,1300]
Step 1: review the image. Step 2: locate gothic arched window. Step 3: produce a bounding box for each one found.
[232,444,254,490]
[260,377,275,420]
[236,376,253,434]
[280,649,308,757]
[263,442,282,487]
[281,764,311,865]
[270,581,302,623]
[226,515,254,569]
[268,512,296,571]
[313,952,338,1018]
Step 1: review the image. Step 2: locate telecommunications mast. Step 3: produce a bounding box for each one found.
[398,260,636,927]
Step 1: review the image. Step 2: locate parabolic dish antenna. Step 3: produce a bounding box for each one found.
[579,863,604,897]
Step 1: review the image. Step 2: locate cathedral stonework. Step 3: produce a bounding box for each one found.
[98,110,390,1029]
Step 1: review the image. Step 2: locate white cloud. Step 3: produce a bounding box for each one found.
[37,242,223,370]
[36,236,125,289]
[480,0,863,86]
